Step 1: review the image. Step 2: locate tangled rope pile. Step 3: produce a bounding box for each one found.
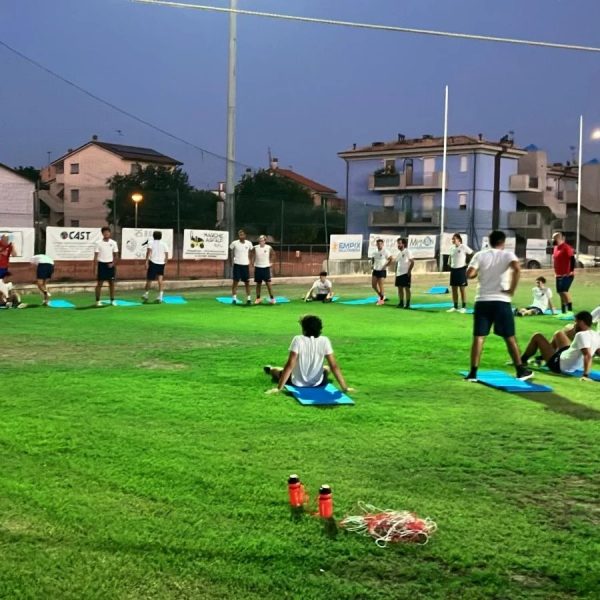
[340,502,437,547]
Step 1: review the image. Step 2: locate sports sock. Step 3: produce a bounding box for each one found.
[454,302,458,309]
[567,302,572,311]
[561,304,566,313]
[158,291,163,299]
[247,295,251,301]
[462,302,466,309]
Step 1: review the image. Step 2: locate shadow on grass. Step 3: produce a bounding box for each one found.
[519,391,600,420]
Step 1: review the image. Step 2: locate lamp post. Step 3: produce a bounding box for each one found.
[131,192,143,228]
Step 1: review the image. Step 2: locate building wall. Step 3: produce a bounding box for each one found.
[0,167,35,227]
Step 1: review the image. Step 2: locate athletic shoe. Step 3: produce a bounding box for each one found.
[458,308,467,314]
[246,299,252,305]
[376,299,385,306]
[95,301,103,307]
[269,298,276,304]
[141,295,149,302]
[231,298,238,305]
[254,298,262,305]
[396,303,404,309]
[263,365,272,375]
[404,305,411,310]
[16,303,27,309]
[156,298,163,304]
[516,366,534,381]
[464,370,478,382]
[42,300,48,307]
[46,291,52,298]
[111,300,118,306]
[447,307,457,313]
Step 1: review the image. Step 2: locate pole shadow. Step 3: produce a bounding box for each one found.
[519,391,600,420]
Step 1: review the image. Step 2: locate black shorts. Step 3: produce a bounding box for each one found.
[556,275,574,294]
[372,269,387,279]
[450,266,468,287]
[315,293,330,302]
[97,262,116,281]
[547,347,569,373]
[272,370,329,386]
[473,301,515,338]
[395,274,411,288]
[146,261,165,281]
[233,264,249,282]
[37,263,54,280]
[525,306,544,316]
[254,266,272,283]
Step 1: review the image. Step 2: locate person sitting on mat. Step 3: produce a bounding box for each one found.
[520,311,600,381]
[304,271,333,302]
[514,276,555,316]
[0,271,25,308]
[264,314,352,394]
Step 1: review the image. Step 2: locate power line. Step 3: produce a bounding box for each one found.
[131,0,600,54]
[0,39,256,169]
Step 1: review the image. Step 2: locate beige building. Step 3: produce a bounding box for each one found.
[0,163,35,227]
[39,137,182,227]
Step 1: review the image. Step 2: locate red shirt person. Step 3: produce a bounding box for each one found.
[0,234,15,278]
[552,231,575,314]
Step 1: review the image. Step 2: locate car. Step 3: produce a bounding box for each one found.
[576,253,600,268]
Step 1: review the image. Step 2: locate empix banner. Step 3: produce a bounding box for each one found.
[329,234,363,260]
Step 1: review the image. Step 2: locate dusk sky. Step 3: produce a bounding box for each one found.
[2,0,600,193]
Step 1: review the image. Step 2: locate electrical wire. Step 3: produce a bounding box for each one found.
[131,0,600,54]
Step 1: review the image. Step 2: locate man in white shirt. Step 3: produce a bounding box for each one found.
[305,271,333,302]
[371,238,393,306]
[30,254,55,306]
[93,226,119,307]
[229,229,254,305]
[0,272,24,308]
[447,233,473,313]
[395,237,414,309]
[521,311,600,381]
[515,276,555,317]
[264,315,351,393]
[253,235,276,304]
[142,231,169,304]
[465,230,533,382]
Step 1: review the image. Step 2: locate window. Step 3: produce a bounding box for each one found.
[421,194,434,212]
[70,219,79,227]
[130,163,141,175]
[70,189,79,203]
[70,163,79,174]
[459,192,468,210]
[383,195,395,209]
[383,159,396,174]
[460,156,468,172]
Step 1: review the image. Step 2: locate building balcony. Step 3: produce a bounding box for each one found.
[509,174,541,192]
[560,215,600,242]
[368,171,446,191]
[369,210,440,227]
[368,172,402,191]
[508,211,542,229]
[557,190,578,204]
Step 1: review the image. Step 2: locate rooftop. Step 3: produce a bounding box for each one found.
[269,167,336,194]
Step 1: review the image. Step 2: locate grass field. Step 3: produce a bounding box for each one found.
[1,271,599,599]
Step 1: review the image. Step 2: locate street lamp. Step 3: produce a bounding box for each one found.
[131,192,143,228]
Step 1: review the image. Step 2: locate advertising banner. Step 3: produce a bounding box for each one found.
[183,229,229,259]
[45,226,102,261]
[441,233,469,255]
[367,234,400,258]
[329,234,363,260]
[481,236,516,253]
[407,234,437,259]
[121,228,174,260]
[0,227,35,263]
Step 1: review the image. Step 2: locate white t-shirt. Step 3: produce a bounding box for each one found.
[396,249,414,276]
[0,279,13,298]
[253,244,272,268]
[30,254,54,265]
[311,278,332,295]
[230,239,253,265]
[468,248,518,303]
[559,330,600,373]
[530,286,553,312]
[95,239,119,263]
[289,335,334,387]
[372,248,391,271]
[148,240,169,265]
[449,244,472,269]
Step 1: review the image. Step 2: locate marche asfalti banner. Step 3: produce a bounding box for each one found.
[0,227,35,263]
[121,228,174,260]
[408,234,437,259]
[329,234,363,260]
[45,226,102,260]
[367,234,400,258]
[183,229,229,259]
[441,233,469,255]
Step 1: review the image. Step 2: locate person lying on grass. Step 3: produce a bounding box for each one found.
[264,314,353,394]
[514,276,555,316]
[520,311,600,381]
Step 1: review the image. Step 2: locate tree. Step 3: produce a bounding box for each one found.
[106,166,217,229]
[14,166,40,183]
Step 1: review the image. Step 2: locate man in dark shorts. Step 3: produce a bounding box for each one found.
[30,254,55,306]
[371,238,392,305]
[394,237,414,309]
[253,235,276,304]
[229,229,254,305]
[142,231,169,304]
[464,230,532,382]
[552,231,575,314]
[94,226,119,307]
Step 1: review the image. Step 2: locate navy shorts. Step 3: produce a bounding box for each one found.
[556,275,574,294]
[395,274,411,288]
[450,267,468,287]
[0,267,8,278]
[473,301,515,338]
[233,264,249,282]
[36,263,54,280]
[372,269,387,278]
[525,306,544,315]
[254,266,272,283]
[547,347,569,373]
[146,261,165,281]
[97,262,116,281]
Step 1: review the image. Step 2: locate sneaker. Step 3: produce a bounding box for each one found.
[263,365,272,375]
[46,291,52,298]
[376,299,385,306]
[464,370,478,382]
[404,305,411,310]
[141,295,149,303]
[516,366,534,381]
[96,301,103,307]
[246,299,252,305]
[254,298,262,305]
[269,298,276,305]
[447,307,457,313]
[16,303,27,309]
[111,300,118,306]
[458,308,467,314]
[396,303,404,309]
[156,298,163,304]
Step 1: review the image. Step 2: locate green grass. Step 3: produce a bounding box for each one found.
[1,272,599,599]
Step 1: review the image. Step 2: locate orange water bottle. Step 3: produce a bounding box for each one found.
[318,485,333,518]
[288,474,305,508]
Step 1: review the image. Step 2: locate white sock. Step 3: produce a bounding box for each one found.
[247,295,251,301]
[158,291,163,299]
[232,294,237,300]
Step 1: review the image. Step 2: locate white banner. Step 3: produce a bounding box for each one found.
[368,234,400,258]
[183,229,229,259]
[441,233,469,255]
[329,234,363,260]
[121,228,174,260]
[408,234,437,259]
[46,226,102,261]
[0,227,35,263]
[481,236,516,253]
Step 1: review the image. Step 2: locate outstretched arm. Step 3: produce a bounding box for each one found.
[276,351,298,390]
[325,353,351,392]
[581,348,593,380]
[505,260,521,296]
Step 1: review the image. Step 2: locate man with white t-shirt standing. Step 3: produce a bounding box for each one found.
[94,226,119,307]
[263,315,351,393]
[142,231,169,304]
[253,235,276,304]
[395,237,414,309]
[229,229,254,305]
[464,230,532,382]
[371,238,393,305]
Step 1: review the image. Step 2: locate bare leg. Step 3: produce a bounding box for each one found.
[266,281,274,298]
[451,286,458,307]
[504,336,526,366]
[232,280,239,296]
[95,282,102,302]
[379,279,385,299]
[371,275,379,296]
[521,333,555,363]
[404,287,411,307]
[145,279,151,292]
[244,280,251,298]
[157,275,164,295]
[470,336,486,369]
[267,366,284,383]
[256,281,262,299]
[551,330,571,350]
[459,286,467,306]
[109,280,116,302]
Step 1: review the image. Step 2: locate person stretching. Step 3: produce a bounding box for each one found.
[447,233,472,313]
[371,238,392,305]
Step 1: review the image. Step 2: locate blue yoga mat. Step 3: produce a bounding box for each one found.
[284,383,354,406]
[411,302,454,309]
[556,313,575,321]
[459,370,552,392]
[254,296,290,304]
[339,296,380,305]
[48,299,76,308]
[101,299,142,307]
[162,295,187,305]
[426,286,449,294]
